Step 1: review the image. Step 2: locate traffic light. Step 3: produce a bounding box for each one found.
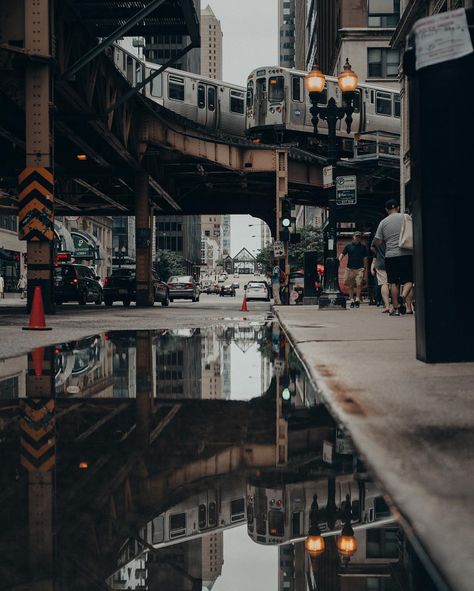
[281,198,292,229]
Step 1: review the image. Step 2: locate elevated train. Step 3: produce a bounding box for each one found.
[112,44,400,150]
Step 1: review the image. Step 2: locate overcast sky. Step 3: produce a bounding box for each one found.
[205,0,278,255]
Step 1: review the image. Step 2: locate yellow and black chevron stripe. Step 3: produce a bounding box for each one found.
[18,167,54,241]
[20,398,55,472]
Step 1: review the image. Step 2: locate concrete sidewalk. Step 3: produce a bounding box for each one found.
[275,305,474,591]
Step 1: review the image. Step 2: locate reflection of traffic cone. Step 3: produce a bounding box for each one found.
[23,286,52,331]
[31,347,45,377]
[241,292,248,312]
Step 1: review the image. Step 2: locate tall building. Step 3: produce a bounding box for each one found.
[306,0,401,88]
[279,0,296,67]
[201,532,224,589]
[221,215,231,256]
[143,0,201,72]
[200,5,223,80]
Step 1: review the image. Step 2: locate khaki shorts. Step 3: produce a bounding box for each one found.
[344,267,364,288]
[375,268,388,286]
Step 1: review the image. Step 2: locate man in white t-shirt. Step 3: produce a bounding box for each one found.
[375,199,413,316]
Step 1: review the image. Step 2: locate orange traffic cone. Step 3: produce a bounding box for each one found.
[23,286,52,331]
[31,347,45,377]
[241,292,248,312]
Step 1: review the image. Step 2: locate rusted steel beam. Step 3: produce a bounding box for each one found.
[74,178,128,211]
[148,176,180,211]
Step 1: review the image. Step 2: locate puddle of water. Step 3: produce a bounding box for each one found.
[0,323,445,590]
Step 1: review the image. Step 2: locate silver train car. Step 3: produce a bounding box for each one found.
[246,66,400,143]
[246,475,393,546]
[113,44,246,137]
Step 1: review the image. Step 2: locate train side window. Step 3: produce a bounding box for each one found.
[208,86,216,112]
[198,504,207,528]
[375,91,392,116]
[292,76,302,102]
[394,95,401,118]
[136,64,143,85]
[169,513,186,538]
[169,75,185,101]
[353,90,360,113]
[247,81,254,108]
[198,84,206,109]
[268,76,284,102]
[208,501,217,526]
[150,73,162,97]
[126,56,134,84]
[317,87,328,105]
[230,90,245,114]
[231,498,245,521]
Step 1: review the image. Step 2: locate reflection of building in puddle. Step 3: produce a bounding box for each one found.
[0,355,27,402]
[55,335,114,397]
[156,329,202,399]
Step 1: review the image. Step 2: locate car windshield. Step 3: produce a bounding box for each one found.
[54,265,75,278]
[169,276,192,283]
[111,269,134,277]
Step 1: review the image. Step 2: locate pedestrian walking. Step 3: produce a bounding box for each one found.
[17,274,27,299]
[374,199,414,316]
[370,239,392,313]
[338,231,368,308]
[0,274,4,299]
[271,261,282,305]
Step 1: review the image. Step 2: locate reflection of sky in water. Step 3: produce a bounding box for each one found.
[229,341,262,400]
[212,525,278,591]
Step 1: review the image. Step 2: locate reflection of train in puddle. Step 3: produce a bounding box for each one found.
[117,476,247,568]
[246,474,393,546]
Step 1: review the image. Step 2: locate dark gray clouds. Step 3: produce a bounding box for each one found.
[205,0,278,86]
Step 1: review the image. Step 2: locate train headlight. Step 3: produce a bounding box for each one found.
[305,65,326,94]
[338,58,358,93]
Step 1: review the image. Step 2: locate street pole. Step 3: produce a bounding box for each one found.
[306,61,358,310]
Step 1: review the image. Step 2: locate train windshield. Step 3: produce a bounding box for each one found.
[268,510,284,536]
[268,76,284,102]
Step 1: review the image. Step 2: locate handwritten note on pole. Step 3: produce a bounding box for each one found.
[414,8,473,71]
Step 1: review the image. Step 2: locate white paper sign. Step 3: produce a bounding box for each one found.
[323,165,333,189]
[273,241,285,257]
[414,8,473,71]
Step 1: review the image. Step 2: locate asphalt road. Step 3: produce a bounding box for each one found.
[0,286,272,359]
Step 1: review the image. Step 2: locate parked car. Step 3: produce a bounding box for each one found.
[245,281,270,302]
[103,268,169,307]
[220,284,236,297]
[54,263,103,305]
[232,281,240,289]
[168,275,200,302]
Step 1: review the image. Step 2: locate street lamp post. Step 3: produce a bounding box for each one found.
[305,60,358,309]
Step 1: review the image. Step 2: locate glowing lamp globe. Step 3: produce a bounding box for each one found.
[338,59,358,93]
[305,534,325,556]
[337,534,357,557]
[305,66,326,94]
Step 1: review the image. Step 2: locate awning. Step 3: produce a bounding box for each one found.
[54,220,75,252]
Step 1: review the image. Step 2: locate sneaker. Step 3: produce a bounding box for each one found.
[349,300,355,308]
[398,296,407,315]
[355,300,360,308]
[389,309,400,316]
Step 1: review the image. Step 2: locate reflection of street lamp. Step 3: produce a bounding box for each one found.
[305,483,358,564]
[305,59,358,309]
[114,245,127,268]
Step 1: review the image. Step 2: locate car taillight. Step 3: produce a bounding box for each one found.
[185,283,192,288]
[104,277,109,286]
[70,277,78,285]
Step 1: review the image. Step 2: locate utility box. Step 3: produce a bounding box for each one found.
[406,8,474,362]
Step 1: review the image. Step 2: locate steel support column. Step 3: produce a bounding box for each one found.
[135,173,154,307]
[22,0,54,313]
[21,346,55,587]
[135,331,154,449]
[275,150,289,291]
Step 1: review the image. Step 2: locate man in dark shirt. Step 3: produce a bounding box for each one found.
[338,231,368,308]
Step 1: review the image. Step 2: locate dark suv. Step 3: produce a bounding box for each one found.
[54,264,103,305]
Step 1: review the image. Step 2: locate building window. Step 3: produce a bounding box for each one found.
[366,528,399,559]
[368,0,400,27]
[367,48,400,78]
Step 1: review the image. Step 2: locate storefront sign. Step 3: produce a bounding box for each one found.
[72,234,95,259]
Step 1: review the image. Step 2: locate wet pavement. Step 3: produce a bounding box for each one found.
[0,322,447,590]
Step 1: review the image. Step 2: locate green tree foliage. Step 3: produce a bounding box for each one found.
[154,250,187,280]
[255,225,323,274]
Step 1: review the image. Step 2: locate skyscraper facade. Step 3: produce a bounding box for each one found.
[200,5,223,80]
